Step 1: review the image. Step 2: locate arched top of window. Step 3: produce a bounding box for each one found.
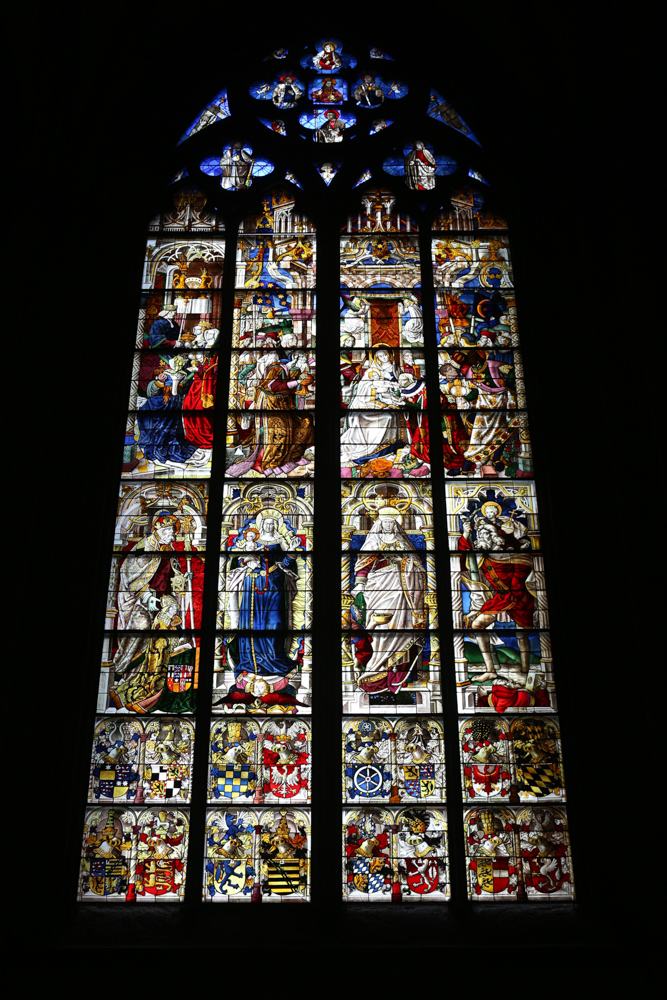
[150,36,501,232]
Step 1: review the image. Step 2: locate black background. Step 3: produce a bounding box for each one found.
[20,5,641,976]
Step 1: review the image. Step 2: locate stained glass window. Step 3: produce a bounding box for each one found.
[75,33,577,915]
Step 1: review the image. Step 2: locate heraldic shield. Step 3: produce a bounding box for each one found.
[79,807,134,901]
[90,718,143,802]
[146,763,189,800]
[403,764,436,798]
[254,808,311,900]
[510,719,564,802]
[343,718,392,801]
[210,859,250,896]
[167,660,194,693]
[266,858,303,895]
[349,763,389,798]
[205,808,311,902]
[134,808,188,899]
[517,806,574,898]
[344,807,394,900]
[266,762,309,800]
[209,720,259,800]
[88,857,128,897]
[352,857,387,893]
[204,809,256,900]
[262,718,311,802]
[97,765,139,800]
[215,764,257,799]
[80,807,190,901]
[396,718,445,803]
[136,858,185,897]
[464,807,518,899]
[396,807,449,899]
[405,857,440,894]
[474,856,510,895]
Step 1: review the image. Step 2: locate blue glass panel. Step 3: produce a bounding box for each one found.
[178,89,230,144]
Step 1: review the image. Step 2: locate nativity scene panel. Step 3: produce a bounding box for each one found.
[233,290,316,350]
[340,235,421,288]
[340,348,425,410]
[228,349,315,411]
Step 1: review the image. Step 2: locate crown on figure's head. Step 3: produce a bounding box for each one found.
[152,513,181,533]
[377,506,401,519]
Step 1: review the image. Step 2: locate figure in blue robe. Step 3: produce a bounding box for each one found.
[220,544,307,708]
[148,313,180,348]
[137,365,197,465]
[235,546,298,678]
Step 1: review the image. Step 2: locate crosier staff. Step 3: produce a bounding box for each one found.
[181,515,195,629]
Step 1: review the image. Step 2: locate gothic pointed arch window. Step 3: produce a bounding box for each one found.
[73,33,577,917]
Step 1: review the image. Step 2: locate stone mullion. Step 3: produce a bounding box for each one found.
[421,221,466,907]
[183,222,237,905]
